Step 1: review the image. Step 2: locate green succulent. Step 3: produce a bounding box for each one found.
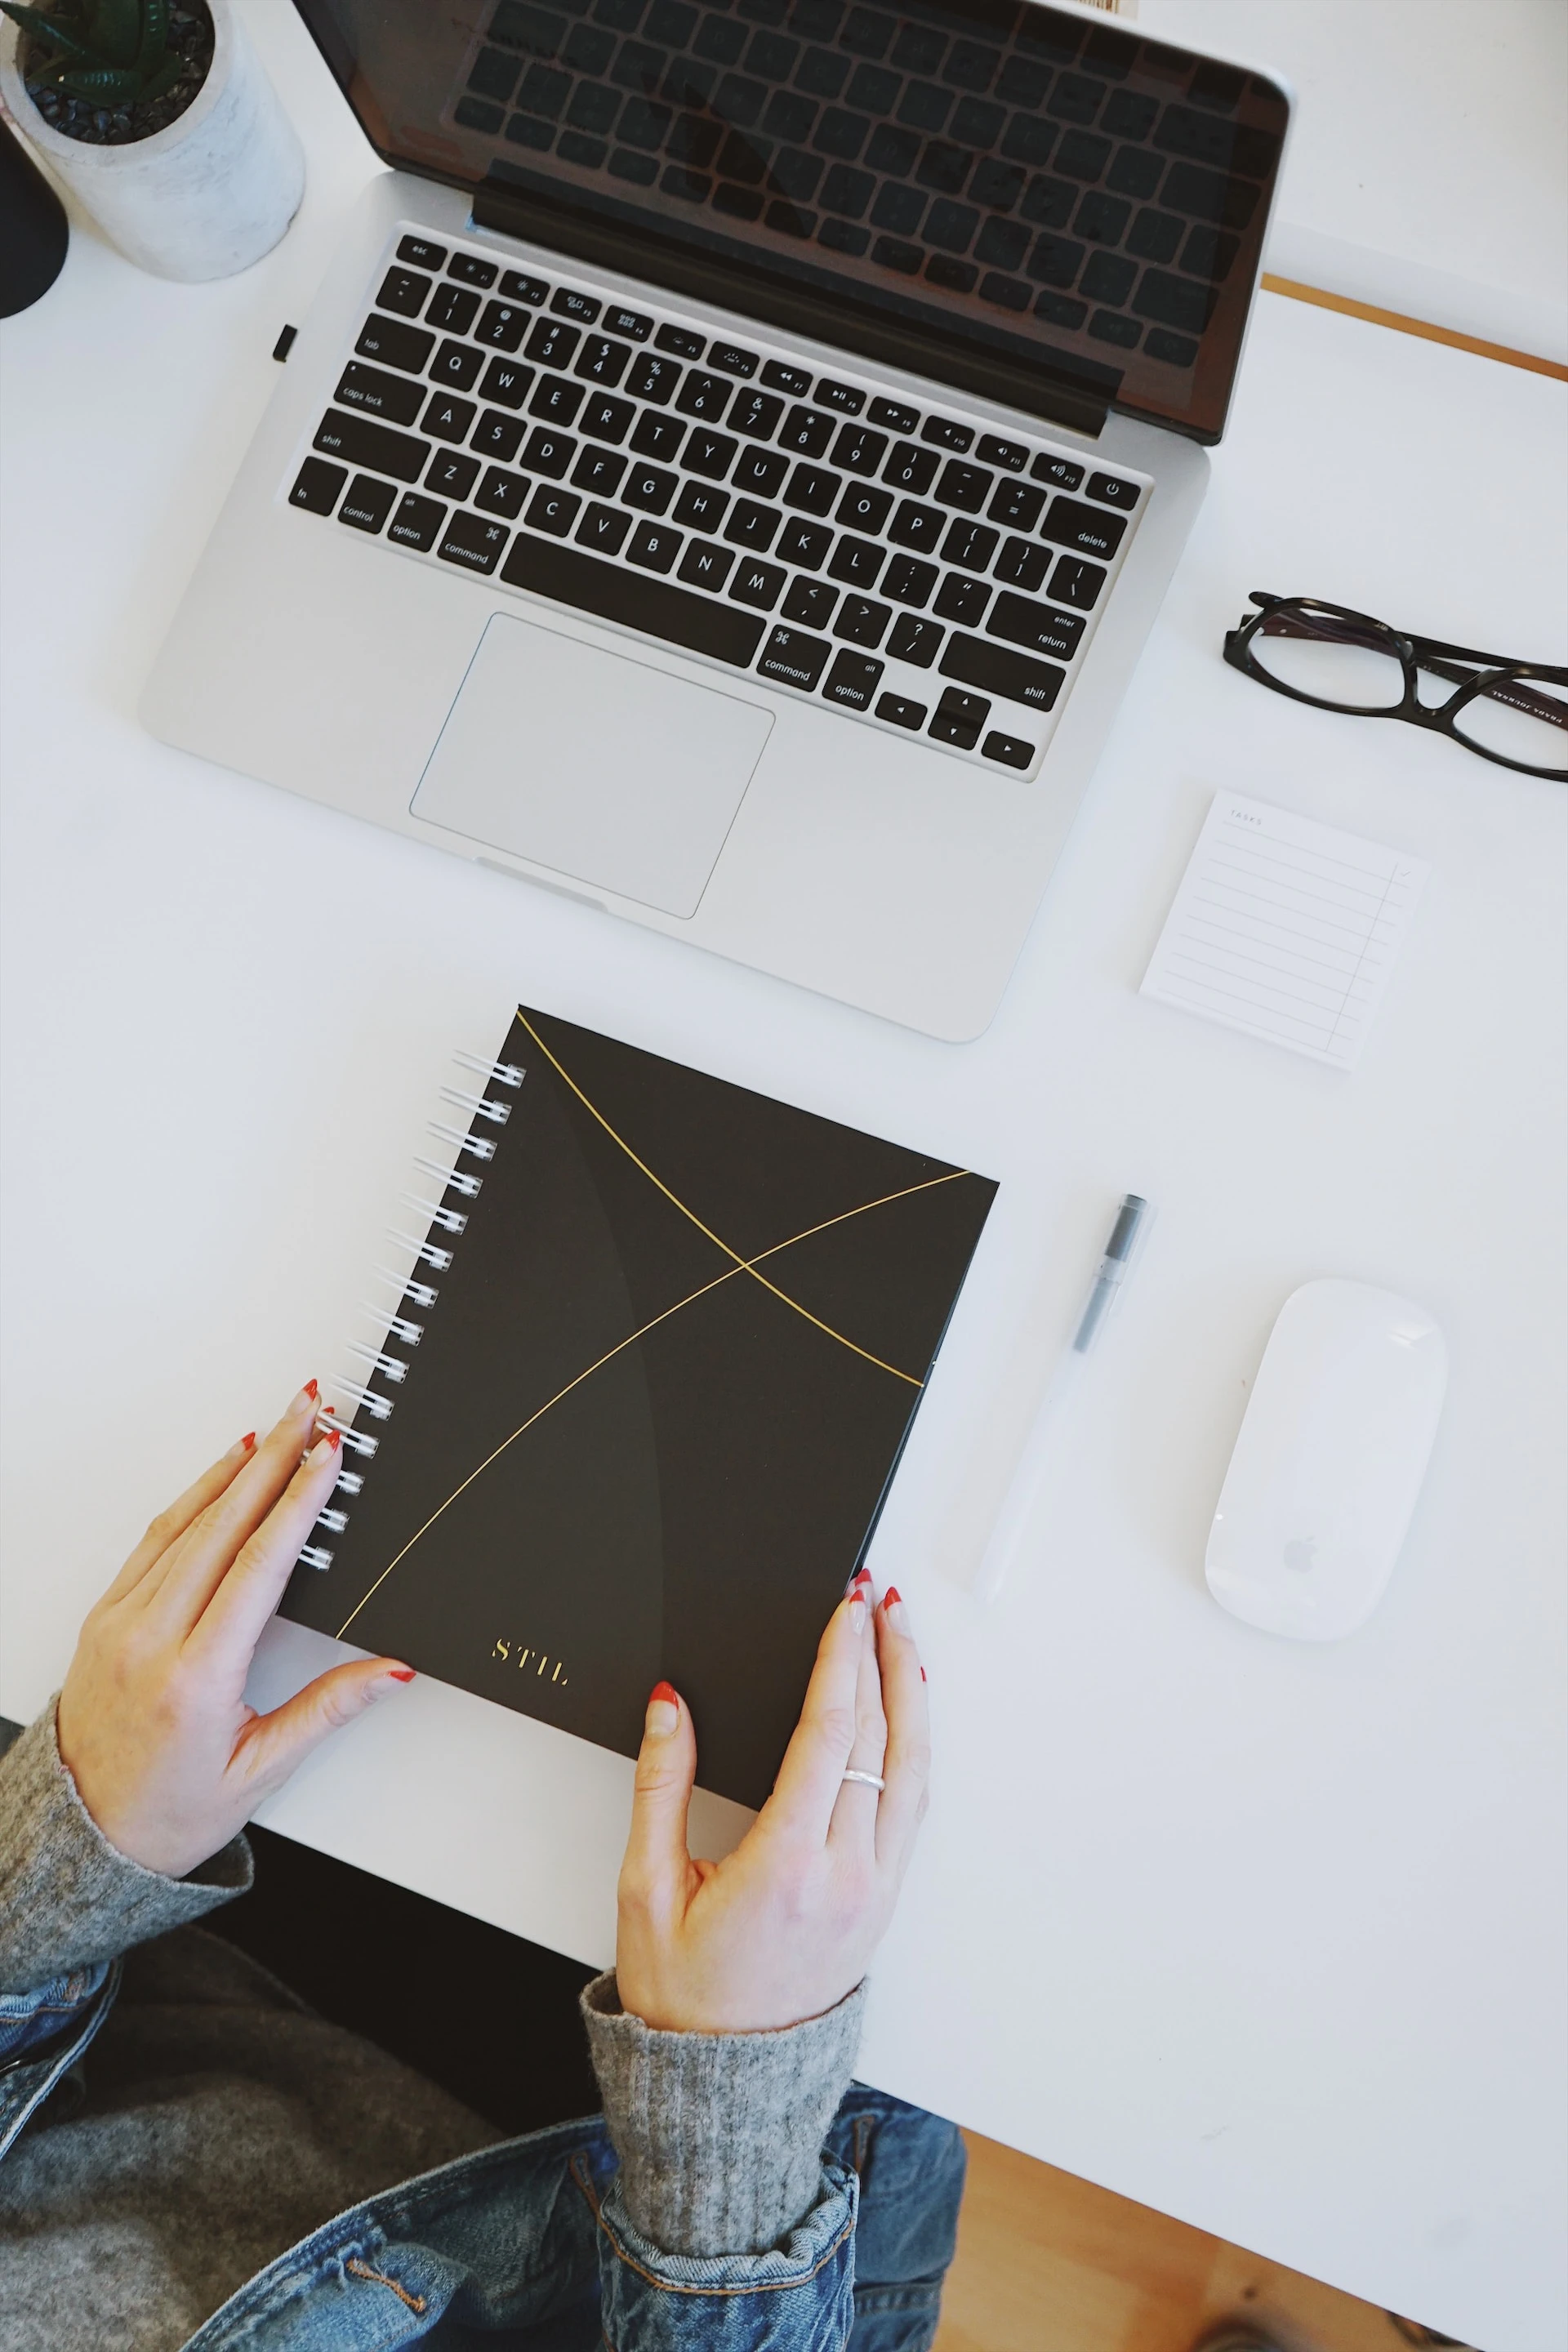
[2,0,184,105]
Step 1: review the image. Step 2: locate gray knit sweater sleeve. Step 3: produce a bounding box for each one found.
[581,1970,865,2257]
[0,1701,252,1994]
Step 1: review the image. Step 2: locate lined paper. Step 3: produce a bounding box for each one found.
[1142,795,1429,1068]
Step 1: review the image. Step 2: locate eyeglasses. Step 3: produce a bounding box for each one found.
[1223,593,1568,781]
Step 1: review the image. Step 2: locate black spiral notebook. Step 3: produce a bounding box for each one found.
[282,1007,996,1809]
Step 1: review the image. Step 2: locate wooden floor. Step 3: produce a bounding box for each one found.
[933,2131,1464,2352]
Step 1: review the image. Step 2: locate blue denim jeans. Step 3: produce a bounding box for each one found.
[2,1967,964,2351]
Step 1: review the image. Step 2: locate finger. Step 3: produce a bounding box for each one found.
[828,1592,889,1853]
[139,1383,323,1632]
[757,1570,873,1850]
[619,1682,698,1919]
[185,1428,346,1667]
[229,1655,415,1797]
[99,1432,259,1606]
[871,1588,930,1878]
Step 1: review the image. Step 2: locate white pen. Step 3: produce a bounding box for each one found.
[973,1193,1153,1605]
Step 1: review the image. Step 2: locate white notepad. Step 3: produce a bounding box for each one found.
[1142,795,1429,1069]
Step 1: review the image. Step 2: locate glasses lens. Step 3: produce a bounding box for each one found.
[1451,672,1568,776]
[1250,607,1405,710]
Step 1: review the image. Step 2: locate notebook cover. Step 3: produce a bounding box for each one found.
[282,1006,996,1810]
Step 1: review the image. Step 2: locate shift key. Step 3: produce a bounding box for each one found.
[312,408,431,483]
[987,592,1085,663]
[938,632,1065,712]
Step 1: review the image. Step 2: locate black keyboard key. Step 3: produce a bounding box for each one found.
[831,425,889,476]
[1045,554,1105,610]
[551,286,600,322]
[977,433,1029,471]
[883,440,939,494]
[439,510,509,572]
[471,409,527,462]
[921,416,973,452]
[334,363,425,426]
[834,595,891,648]
[421,393,477,444]
[387,491,446,550]
[628,519,684,573]
[708,341,758,376]
[724,499,782,551]
[625,462,679,514]
[426,285,481,336]
[729,557,786,611]
[354,314,434,373]
[475,466,531,519]
[883,555,937,607]
[448,252,498,287]
[674,479,729,532]
[760,359,812,396]
[987,593,1085,661]
[983,730,1035,769]
[527,318,581,369]
[572,444,629,497]
[988,478,1046,531]
[887,613,943,667]
[779,405,836,457]
[728,389,785,440]
[431,339,484,393]
[1031,452,1085,490]
[529,374,586,427]
[929,685,989,747]
[1041,496,1127,560]
[733,448,788,498]
[476,300,530,351]
[676,371,733,421]
[875,692,927,729]
[782,577,838,628]
[814,377,865,414]
[576,501,632,556]
[519,426,577,479]
[479,358,535,409]
[934,574,991,626]
[822,650,884,710]
[868,396,920,432]
[889,499,945,553]
[627,354,684,408]
[501,534,764,664]
[580,393,635,444]
[376,267,430,318]
[828,536,886,589]
[604,305,652,341]
[777,517,832,570]
[630,410,686,461]
[682,429,737,479]
[398,234,445,270]
[837,483,892,533]
[499,269,550,305]
[426,450,480,500]
[573,335,632,385]
[993,537,1051,593]
[1086,470,1140,510]
[783,464,840,517]
[337,472,396,532]
[758,624,832,690]
[942,519,1000,573]
[655,323,705,359]
[679,540,736,593]
[313,409,430,483]
[934,460,993,513]
[940,633,1064,713]
[526,483,581,538]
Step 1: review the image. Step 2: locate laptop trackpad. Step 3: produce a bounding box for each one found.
[411,612,773,918]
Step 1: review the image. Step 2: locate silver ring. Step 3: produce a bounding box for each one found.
[841,1768,885,1791]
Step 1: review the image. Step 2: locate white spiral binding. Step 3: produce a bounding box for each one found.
[306,1048,525,1567]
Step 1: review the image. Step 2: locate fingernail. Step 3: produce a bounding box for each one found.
[843,1566,871,1597]
[385,1667,416,1683]
[646,1681,679,1737]
[920,1666,927,1683]
[848,1597,866,1633]
[326,1428,341,1451]
[883,1586,908,1633]
[238,1432,256,1453]
[292,1380,318,1411]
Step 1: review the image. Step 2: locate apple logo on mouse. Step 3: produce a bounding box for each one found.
[1282,1536,1317,1573]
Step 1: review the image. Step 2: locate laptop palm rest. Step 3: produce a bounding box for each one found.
[412,612,774,919]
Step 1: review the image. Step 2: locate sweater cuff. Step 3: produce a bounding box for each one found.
[0,1699,252,1993]
[581,1970,866,2258]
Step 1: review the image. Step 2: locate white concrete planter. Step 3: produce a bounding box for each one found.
[0,0,304,281]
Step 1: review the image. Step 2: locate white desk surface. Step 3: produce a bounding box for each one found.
[2,7,1566,2349]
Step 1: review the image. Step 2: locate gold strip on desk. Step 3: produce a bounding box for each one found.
[1261,275,1568,382]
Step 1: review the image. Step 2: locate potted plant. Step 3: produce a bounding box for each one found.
[0,0,305,280]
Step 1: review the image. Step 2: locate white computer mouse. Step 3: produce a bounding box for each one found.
[1205,1279,1448,1642]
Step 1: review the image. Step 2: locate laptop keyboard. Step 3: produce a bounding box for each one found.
[287,228,1149,773]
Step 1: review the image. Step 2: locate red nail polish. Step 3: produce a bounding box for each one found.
[326,1428,341,1450]
[920,1667,927,1683]
[883,1585,902,1608]
[239,1432,256,1451]
[387,1667,416,1682]
[648,1680,678,1708]
[304,1379,319,1400]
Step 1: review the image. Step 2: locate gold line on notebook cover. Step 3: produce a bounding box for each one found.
[333,1171,969,1639]
[514,1009,926,1388]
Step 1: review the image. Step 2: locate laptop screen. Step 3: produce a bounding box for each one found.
[294,0,1288,443]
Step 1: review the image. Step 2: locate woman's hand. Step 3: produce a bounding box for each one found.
[614,1568,929,2034]
[56,1384,414,1878]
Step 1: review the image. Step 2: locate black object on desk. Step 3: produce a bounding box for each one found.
[0,120,69,318]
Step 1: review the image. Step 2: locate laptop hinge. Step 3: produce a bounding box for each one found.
[471,182,1110,442]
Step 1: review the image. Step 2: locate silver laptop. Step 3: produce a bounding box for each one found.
[142,0,1288,1039]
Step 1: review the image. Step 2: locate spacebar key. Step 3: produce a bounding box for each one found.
[500,534,764,667]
